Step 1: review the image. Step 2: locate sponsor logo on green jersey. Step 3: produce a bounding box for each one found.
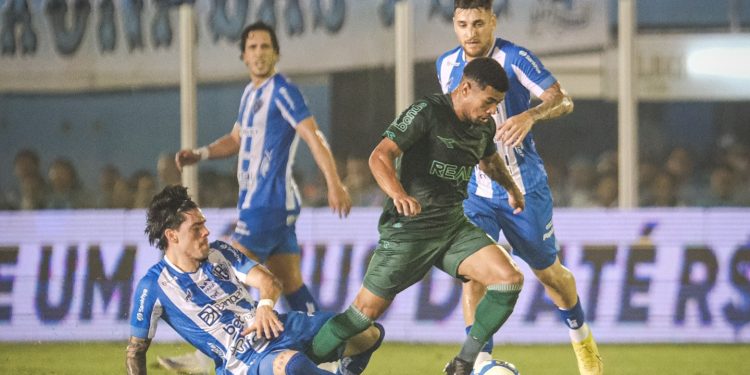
[429,160,472,182]
[392,102,427,132]
[437,136,457,149]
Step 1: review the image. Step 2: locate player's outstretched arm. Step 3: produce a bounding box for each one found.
[125,336,151,375]
[369,138,421,217]
[241,264,284,340]
[479,153,525,214]
[296,117,352,217]
[175,125,242,171]
[496,82,573,147]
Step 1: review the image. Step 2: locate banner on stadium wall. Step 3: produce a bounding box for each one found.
[0,0,607,92]
[1,208,748,343]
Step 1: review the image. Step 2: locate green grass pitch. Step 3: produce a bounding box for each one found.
[0,342,746,374]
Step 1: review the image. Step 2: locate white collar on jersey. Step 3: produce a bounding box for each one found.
[163,253,204,274]
[459,41,497,63]
[251,73,277,90]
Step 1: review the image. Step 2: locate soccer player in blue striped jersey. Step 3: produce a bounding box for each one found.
[176,22,349,317]
[173,22,351,373]
[126,185,382,375]
[436,1,602,375]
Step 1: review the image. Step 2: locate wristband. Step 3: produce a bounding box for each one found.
[257,299,275,308]
[194,146,210,161]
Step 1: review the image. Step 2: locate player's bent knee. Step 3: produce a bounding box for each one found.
[536,262,574,287]
[505,269,524,286]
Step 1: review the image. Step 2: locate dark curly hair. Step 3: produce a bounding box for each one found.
[463,57,508,93]
[145,185,198,251]
[239,22,280,60]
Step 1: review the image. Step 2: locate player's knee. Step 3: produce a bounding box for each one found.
[462,280,486,296]
[505,268,524,285]
[482,268,523,287]
[553,268,576,292]
[537,260,575,289]
[352,291,389,320]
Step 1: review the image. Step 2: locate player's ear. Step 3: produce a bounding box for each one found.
[461,79,472,96]
[165,228,178,244]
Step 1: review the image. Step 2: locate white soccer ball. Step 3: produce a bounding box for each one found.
[472,359,520,375]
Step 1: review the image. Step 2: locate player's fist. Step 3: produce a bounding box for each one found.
[507,188,525,215]
[392,194,421,217]
[175,149,201,171]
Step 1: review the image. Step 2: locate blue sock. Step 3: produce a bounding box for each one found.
[285,284,319,313]
[558,298,586,329]
[286,352,333,374]
[466,325,493,353]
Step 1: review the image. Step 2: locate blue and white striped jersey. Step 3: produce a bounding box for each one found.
[234,73,311,232]
[130,240,267,374]
[436,38,557,199]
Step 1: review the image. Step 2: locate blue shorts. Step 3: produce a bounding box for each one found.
[255,310,334,375]
[463,184,559,270]
[231,223,301,263]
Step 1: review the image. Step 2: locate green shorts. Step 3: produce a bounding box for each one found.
[362,215,495,300]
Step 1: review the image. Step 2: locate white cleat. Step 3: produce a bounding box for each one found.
[156,350,212,375]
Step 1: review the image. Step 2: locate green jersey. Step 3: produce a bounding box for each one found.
[379,93,496,233]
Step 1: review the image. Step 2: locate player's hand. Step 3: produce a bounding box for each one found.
[507,188,525,215]
[175,149,201,171]
[392,194,421,217]
[328,182,352,218]
[495,112,534,148]
[242,305,284,340]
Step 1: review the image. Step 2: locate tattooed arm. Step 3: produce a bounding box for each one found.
[126,336,151,375]
[495,82,574,147]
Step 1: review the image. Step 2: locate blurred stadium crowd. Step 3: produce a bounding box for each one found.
[0,149,384,210]
[3,139,747,211]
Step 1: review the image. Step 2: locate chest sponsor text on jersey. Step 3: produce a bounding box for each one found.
[429,160,472,182]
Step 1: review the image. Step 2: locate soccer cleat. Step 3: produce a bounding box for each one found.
[473,351,492,368]
[572,332,604,375]
[156,350,212,375]
[443,357,473,375]
[336,323,385,375]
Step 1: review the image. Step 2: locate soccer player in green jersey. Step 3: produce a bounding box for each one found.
[307,57,525,375]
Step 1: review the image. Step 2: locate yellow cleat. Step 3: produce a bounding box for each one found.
[572,332,603,375]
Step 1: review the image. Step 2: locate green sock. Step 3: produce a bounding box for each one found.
[308,305,373,363]
[459,284,522,363]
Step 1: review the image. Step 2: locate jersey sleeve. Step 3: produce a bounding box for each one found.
[129,274,162,340]
[435,58,445,92]
[382,100,431,152]
[510,47,557,97]
[274,83,312,128]
[482,126,498,159]
[211,240,259,276]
